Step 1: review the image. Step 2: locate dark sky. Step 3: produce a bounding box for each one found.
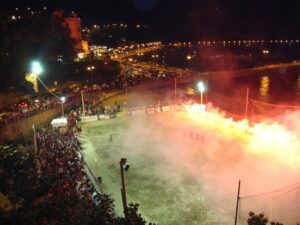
[1,0,300,39]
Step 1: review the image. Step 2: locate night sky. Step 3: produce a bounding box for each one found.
[1,0,300,39]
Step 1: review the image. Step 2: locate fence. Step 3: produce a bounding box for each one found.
[77,88,300,224]
[249,99,300,119]
[207,90,246,119]
[238,183,300,225]
[206,89,300,122]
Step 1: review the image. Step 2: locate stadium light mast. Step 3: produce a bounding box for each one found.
[25,61,43,93]
[197,81,205,105]
[31,61,43,76]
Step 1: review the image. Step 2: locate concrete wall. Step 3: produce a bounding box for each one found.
[0,90,123,144]
[0,100,78,144]
[0,92,30,108]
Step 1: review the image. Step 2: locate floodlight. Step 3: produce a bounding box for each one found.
[197,81,205,93]
[31,61,43,75]
[60,96,66,103]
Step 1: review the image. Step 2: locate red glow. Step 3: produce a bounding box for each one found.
[180,104,300,168]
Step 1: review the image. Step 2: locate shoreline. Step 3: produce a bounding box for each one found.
[197,61,300,79]
[132,60,300,80]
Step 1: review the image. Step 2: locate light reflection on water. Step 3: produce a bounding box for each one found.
[210,71,300,104]
[259,75,270,101]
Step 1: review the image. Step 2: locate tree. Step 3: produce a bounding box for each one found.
[270,222,283,225]
[115,203,156,225]
[84,194,116,225]
[247,212,268,225]
[0,10,75,91]
[247,212,290,225]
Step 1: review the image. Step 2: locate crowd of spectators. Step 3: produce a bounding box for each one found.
[37,126,102,207]
[0,77,155,224]
[0,77,141,128]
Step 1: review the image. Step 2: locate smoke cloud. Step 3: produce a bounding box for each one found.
[119,102,300,224]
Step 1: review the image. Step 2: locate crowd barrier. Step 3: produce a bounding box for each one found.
[79,104,180,123]
[81,115,98,122]
[98,114,110,120]
[80,114,112,122]
[128,106,146,115]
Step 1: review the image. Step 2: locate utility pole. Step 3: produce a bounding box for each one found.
[120,158,128,214]
[174,77,177,104]
[205,80,208,104]
[234,180,241,225]
[61,102,64,117]
[268,198,273,223]
[245,88,249,119]
[200,89,203,105]
[81,91,85,116]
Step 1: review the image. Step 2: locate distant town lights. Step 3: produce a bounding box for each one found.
[87,66,95,71]
[262,50,270,54]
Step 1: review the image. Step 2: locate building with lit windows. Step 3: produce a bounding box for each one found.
[64,15,83,51]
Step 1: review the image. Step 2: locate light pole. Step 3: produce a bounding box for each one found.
[60,96,66,117]
[87,65,95,83]
[187,55,192,71]
[197,81,205,105]
[174,76,177,104]
[119,158,130,215]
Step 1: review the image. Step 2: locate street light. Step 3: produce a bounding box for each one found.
[31,61,43,75]
[87,65,95,82]
[60,96,66,117]
[186,55,192,70]
[197,81,205,105]
[186,55,192,60]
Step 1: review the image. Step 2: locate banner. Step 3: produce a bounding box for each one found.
[81,115,98,122]
[99,114,110,120]
[129,107,146,115]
